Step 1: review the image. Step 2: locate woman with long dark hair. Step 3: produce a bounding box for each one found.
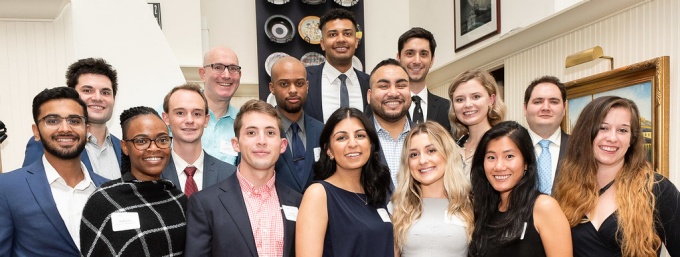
[469,121,571,257]
[296,107,393,257]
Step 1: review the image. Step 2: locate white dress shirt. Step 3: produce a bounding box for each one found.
[528,129,562,182]
[321,62,364,122]
[409,88,430,121]
[171,149,205,191]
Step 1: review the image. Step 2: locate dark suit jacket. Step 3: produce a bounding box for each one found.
[304,63,370,122]
[553,130,569,189]
[275,114,324,193]
[21,135,123,174]
[426,91,452,132]
[0,160,108,257]
[185,173,302,257]
[161,151,236,190]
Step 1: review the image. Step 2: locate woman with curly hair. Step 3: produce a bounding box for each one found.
[448,69,506,175]
[391,121,473,256]
[469,121,571,257]
[296,107,393,257]
[554,96,680,256]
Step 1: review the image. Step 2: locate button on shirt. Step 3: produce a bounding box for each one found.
[85,131,120,179]
[202,106,238,165]
[237,170,284,257]
[409,89,429,122]
[528,129,562,182]
[321,63,363,122]
[43,156,96,249]
[373,117,411,187]
[171,149,205,191]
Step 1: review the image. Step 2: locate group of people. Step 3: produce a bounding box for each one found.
[0,7,678,257]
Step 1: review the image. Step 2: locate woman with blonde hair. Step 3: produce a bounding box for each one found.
[554,96,679,256]
[391,121,474,257]
[448,69,506,174]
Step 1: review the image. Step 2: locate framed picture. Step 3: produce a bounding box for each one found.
[454,0,500,52]
[563,56,670,176]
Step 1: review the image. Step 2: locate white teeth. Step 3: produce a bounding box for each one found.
[89,106,104,110]
[56,138,75,142]
[464,111,477,115]
[218,83,232,87]
[494,174,511,180]
[384,101,401,107]
[346,153,360,157]
[420,167,435,173]
[144,157,161,161]
[600,146,618,152]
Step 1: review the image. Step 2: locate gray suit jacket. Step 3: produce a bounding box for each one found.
[184,173,302,257]
[161,151,236,190]
[275,114,324,193]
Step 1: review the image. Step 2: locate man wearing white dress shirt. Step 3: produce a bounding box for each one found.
[523,76,569,195]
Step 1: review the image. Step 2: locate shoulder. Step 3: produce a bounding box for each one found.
[653,173,680,200]
[307,64,324,74]
[302,183,327,201]
[533,194,562,216]
[305,115,324,129]
[429,92,450,103]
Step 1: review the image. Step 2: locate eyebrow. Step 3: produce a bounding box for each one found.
[409,143,434,151]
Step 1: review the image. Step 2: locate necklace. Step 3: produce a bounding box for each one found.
[598,180,615,196]
[354,192,368,205]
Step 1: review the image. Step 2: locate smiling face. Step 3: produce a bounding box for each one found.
[232,112,287,173]
[524,82,565,135]
[368,64,411,123]
[407,133,445,189]
[326,117,372,174]
[121,114,171,181]
[199,47,241,103]
[451,79,495,128]
[397,38,434,84]
[73,73,115,124]
[320,19,358,67]
[592,107,632,171]
[32,99,88,160]
[483,136,526,200]
[162,89,209,145]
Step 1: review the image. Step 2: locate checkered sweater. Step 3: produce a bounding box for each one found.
[80,172,187,257]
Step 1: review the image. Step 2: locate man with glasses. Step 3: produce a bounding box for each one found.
[198,47,242,165]
[160,83,236,196]
[0,87,108,256]
[22,58,122,179]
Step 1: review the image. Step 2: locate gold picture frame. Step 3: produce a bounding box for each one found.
[563,56,669,176]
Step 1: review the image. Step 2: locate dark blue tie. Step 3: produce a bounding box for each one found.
[338,74,349,108]
[290,123,306,181]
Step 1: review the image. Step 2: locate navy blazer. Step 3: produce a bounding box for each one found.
[185,173,302,257]
[0,160,108,257]
[161,151,236,190]
[275,114,324,193]
[426,91,452,132]
[21,135,123,175]
[304,63,370,122]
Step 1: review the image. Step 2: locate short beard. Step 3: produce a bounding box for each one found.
[41,131,87,160]
[371,103,408,123]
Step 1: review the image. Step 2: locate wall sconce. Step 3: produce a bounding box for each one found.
[565,46,614,70]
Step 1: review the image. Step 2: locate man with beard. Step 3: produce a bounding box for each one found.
[22,58,122,179]
[397,27,452,132]
[269,57,323,193]
[0,87,108,256]
[304,8,370,123]
[366,58,412,187]
[160,83,236,196]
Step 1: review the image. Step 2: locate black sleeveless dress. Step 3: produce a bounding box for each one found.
[481,211,547,257]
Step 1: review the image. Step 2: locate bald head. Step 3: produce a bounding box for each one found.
[271,56,306,82]
[199,46,241,105]
[203,46,239,65]
[269,56,308,120]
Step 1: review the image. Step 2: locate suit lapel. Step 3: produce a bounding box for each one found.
[111,135,123,168]
[218,176,258,257]
[161,156,181,189]
[202,153,218,188]
[79,151,94,175]
[276,182,297,257]
[426,92,439,120]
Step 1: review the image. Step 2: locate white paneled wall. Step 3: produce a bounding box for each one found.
[0,7,73,172]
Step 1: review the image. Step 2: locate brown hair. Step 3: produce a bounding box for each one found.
[162,83,208,115]
[447,69,506,138]
[233,99,282,138]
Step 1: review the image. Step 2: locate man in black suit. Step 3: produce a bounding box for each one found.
[397,27,451,132]
[304,8,370,123]
[161,84,236,196]
[523,76,569,195]
[185,100,302,257]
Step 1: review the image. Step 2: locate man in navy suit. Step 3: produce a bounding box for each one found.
[304,8,370,123]
[397,27,452,132]
[269,57,324,193]
[185,100,302,257]
[523,76,570,195]
[160,84,236,195]
[22,58,122,179]
[0,87,108,256]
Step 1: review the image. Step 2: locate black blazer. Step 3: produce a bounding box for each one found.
[426,91,452,132]
[304,63,370,122]
[553,130,569,189]
[161,151,236,190]
[184,173,302,257]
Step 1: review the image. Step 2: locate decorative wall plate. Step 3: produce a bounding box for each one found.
[302,0,326,5]
[300,52,326,67]
[267,0,290,5]
[334,0,358,7]
[265,52,290,76]
[265,15,295,44]
[298,16,322,44]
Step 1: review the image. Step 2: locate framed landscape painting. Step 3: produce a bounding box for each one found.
[454,0,500,51]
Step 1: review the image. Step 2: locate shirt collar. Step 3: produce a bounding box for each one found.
[87,129,112,145]
[209,104,239,120]
[171,149,205,174]
[372,116,411,136]
[43,156,93,187]
[322,61,357,83]
[236,168,276,197]
[276,108,305,134]
[528,128,562,147]
[411,88,429,105]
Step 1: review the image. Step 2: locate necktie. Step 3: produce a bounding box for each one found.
[184,166,198,197]
[290,123,307,181]
[537,139,552,194]
[338,74,349,108]
[412,95,424,123]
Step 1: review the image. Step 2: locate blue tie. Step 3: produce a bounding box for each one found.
[290,123,306,181]
[338,74,349,108]
[537,139,552,194]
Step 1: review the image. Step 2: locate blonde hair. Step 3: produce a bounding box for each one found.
[447,69,506,139]
[391,121,474,251]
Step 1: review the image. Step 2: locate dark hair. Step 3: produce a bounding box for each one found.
[314,107,392,207]
[369,58,408,78]
[469,121,540,256]
[162,83,208,115]
[397,27,437,57]
[119,106,162,174]
[318,8,357,31]
[66,58,118,97]
[233,99,282,138]
[523,75,566,105]
[32,87,88,124]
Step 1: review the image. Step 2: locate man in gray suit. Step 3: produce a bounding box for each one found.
[523,76,569,195]
[161,83,235,196]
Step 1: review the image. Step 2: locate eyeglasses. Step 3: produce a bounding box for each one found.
[124,136,173,150]
[204,63,241,74]
[38,115,87,128]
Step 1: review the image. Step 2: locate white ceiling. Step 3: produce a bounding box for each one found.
[0,0,69,19]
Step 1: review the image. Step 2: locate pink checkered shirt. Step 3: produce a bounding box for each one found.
[237,170,284,257]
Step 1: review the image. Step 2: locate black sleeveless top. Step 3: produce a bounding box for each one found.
[481,211,547,257]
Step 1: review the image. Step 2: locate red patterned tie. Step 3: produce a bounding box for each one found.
[184,166,198,197]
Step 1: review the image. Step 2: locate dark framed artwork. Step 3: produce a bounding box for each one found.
[454,0,500,52]
[563,56,670,176]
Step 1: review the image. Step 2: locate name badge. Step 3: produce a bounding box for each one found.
[220,139,238,156]
[313,147,321,162]
[377,208,391,223]
[111,212,140,232]
[281,205,298,221]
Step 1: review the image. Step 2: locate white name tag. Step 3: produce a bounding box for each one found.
[220,139,238,156]
[281,205,298,221]
[377,208,391,223]
[313,147,321,162]
[111,212,140,232]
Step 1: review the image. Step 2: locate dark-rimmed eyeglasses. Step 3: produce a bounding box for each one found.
[204,63,241,74]
[124,136,173,150]
[38,115,87,128]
